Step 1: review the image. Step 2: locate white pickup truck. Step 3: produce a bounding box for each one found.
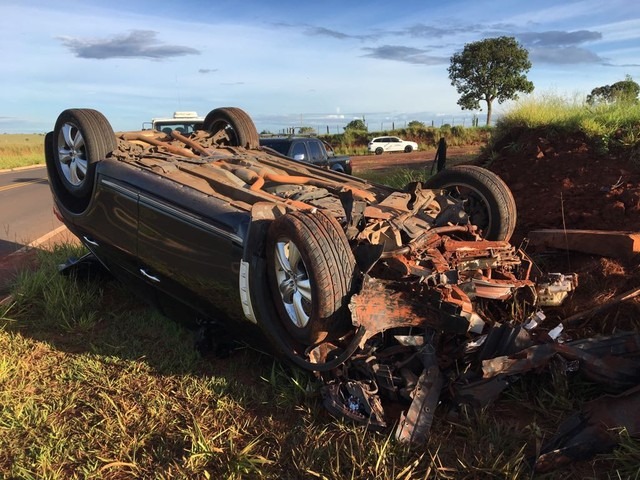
[142,111,204,134]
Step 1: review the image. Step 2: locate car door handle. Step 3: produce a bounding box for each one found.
[83,236,99,247]
[139,268,160,283]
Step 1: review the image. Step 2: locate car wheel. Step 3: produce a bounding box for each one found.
[424,165,517,241]
[375,147,384,155]
[203,107,260,149]
[52,109,116,199]
[404,145,413,153]
[266,210,355,345]
[331,164,345,173]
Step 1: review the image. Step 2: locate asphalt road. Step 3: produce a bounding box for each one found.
[0,165,63,257]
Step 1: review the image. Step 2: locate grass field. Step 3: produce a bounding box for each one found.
[0,134,46,170]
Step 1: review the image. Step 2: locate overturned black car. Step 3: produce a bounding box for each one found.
[45,107,639,467]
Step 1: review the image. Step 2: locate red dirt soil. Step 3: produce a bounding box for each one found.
[351,146,479,173]
[487,136,640,243]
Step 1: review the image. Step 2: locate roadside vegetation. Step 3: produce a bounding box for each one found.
[325,124,491,156]
[0,133,46,170]
[2,244,639,477]
[486,93,640,160]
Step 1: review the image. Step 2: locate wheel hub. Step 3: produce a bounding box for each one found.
[58,122,87,186]
[273,239,312,329]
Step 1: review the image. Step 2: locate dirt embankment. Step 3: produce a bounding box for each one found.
[484,132,640,333]
[485,133,640,243]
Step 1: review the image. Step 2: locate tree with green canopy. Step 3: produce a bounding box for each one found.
[587,75,640,105]
[448,36,534,125]
[344,119,367,131]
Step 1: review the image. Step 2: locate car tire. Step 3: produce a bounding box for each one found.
[424,165,517,241]
[404,145,413,153]
[266,210,355,345]
[52,109,116,199]
[375,147,384,155]
[203,107,260,149]
[331,164,345,173]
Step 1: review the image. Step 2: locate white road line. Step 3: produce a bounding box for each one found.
[7,224,69,258]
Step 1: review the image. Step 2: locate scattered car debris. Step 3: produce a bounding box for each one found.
[44,106,638,473]
[562,285,640,327]
[536,384,640,472]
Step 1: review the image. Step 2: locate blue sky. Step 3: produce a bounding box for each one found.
[1,0,639,133]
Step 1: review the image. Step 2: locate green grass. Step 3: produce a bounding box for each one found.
[1,243,639,479]
[357,168,434,188]
[491,94,640,156]
[0,134,46,169]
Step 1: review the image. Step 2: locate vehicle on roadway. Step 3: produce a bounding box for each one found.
[45,106,565,440]
[259,136,352,174]
[368,136,419,155]
[142,111,204,135]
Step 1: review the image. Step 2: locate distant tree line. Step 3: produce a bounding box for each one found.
[587,75,639,105]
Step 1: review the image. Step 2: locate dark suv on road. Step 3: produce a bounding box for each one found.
[260,136,352,175]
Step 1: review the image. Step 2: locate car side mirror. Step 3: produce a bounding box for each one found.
[294,154,306,161]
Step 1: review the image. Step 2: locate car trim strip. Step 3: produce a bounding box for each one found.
[140,194,244,245]
[239,260,257,323]
[100,177,243,245]
[100,178,138,199]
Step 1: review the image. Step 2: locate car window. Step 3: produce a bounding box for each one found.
[308,141,323,162]
[291,142,306,160]
[154,122,203,134]
[261,140,290,155]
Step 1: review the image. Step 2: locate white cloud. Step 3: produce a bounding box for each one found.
[0,0,639,132]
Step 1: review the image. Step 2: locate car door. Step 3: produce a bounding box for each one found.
[290,141,308,162]
[388,137,402,152]
[137,185,249,324]
[72,162,140,279]
[378,137,394,152]
[307,140,329,168]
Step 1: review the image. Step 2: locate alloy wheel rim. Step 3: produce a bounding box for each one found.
[273,238,312,328]
[57,122,88,186]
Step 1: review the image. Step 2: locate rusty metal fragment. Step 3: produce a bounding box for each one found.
[535,385,640,472]
[349,277,470,348]
[481,332,640,389]
[395,366,443,443]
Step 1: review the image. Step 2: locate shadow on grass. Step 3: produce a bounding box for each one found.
[0,243,299,391]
